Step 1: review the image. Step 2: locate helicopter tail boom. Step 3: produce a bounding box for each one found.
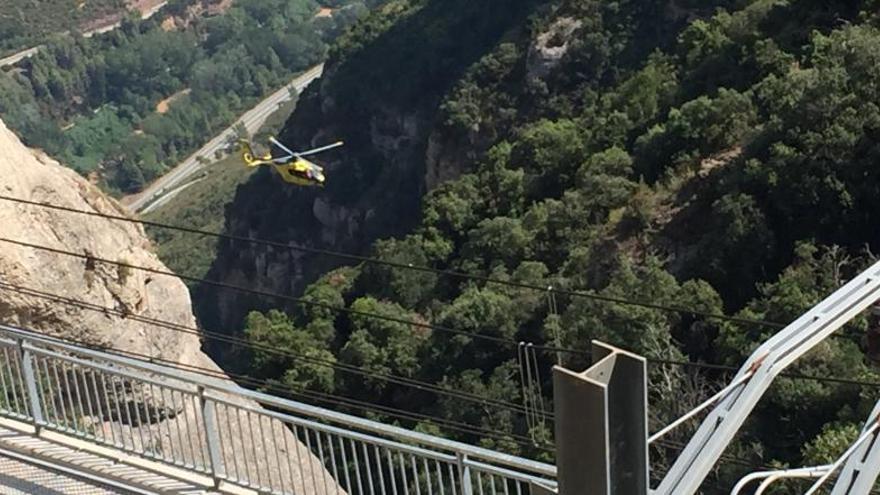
[239,139,273,167]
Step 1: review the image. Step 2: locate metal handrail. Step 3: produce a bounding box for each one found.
[0,324,555,477]
[206,392,458,464]
[655,258,880,495]
[0,323,557,494]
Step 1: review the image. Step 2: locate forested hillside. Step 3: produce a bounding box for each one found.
[0,0,124,56]
[198,0,880,491]
[0,0,376,194]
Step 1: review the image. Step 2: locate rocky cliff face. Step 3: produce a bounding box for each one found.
[0,119,200,361]
[0,119,338,494]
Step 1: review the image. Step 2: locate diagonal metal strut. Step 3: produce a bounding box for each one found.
[830,398,880,494]
[654,259,880,494]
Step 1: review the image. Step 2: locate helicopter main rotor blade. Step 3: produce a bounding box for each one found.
[297,141,345,158]
[268,136,298,157]
[272,154,295,164]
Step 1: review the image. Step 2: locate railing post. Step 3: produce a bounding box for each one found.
[457,452,474,495]
[198,386,224,487]
[18,340,44,433]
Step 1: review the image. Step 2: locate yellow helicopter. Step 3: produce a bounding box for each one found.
[239,136,344,187]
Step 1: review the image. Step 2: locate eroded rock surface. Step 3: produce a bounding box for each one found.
[0,119,341,494]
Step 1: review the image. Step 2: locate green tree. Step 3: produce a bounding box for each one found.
[436,362,525,455]
[561,256,686,355]
[801,422,859,465]
[461,217,531,270]
[687,193,776,306]
[635,88,757,178]
[510,119,588,197]
[361,235,438,308]
[244,310,336,392]
[338,297,429,394]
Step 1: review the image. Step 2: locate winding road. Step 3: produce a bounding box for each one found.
[129,64,324,214]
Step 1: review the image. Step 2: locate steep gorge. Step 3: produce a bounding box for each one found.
[197,0,545,338]
[191,0,880,486]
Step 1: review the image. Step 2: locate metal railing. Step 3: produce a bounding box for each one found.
[0,324,557,495]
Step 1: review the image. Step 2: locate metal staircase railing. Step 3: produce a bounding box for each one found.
[0,324,557,495]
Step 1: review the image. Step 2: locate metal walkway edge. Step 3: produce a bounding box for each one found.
[0,418,212,494]
[0,448,126,494]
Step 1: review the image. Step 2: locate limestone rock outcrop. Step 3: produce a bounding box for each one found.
[0,119,340,494]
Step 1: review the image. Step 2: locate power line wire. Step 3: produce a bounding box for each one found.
[9,198,870,355]
[7,197,874,377]
[6,201,880,482]
[648,356,880,389]
[0,280,551,419]
[4,274,878,419]
[0,236,517,346]
[651,440,776,494]
[6,236,879,397]
[654,438,769,471]
[9,223,862,384]
[191,362,552,451]
[544,344,880,390]
[7,280,878,477]
[0,195,790,330]
[4,233,879,392]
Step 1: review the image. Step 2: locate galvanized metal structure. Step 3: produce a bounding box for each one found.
[729,399,880,495]
[731,465,831,495]
[0,324,557,495]
[553,342,647,495]
[549,259,880,494]
[653,258,880,495]
[829,398,880,494]
[730,394,880,495]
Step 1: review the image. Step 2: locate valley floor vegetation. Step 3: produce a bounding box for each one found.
[0,0,124,57]
[0,0,376,194]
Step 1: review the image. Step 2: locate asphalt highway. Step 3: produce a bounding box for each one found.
[130,64,324,213]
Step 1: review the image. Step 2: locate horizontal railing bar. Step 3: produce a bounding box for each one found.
[1,324,556,477]
[465,459,558,487]
[23,343,198,395]
[0,412,31,420]
[207,393,458,464]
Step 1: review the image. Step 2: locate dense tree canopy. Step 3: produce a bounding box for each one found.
[197,0,880,491]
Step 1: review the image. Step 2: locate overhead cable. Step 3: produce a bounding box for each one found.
[5,236,878,391]
[0,236,517,346]
[2,273,876,398]
[0,279,550,419]
[0,195,790,329]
